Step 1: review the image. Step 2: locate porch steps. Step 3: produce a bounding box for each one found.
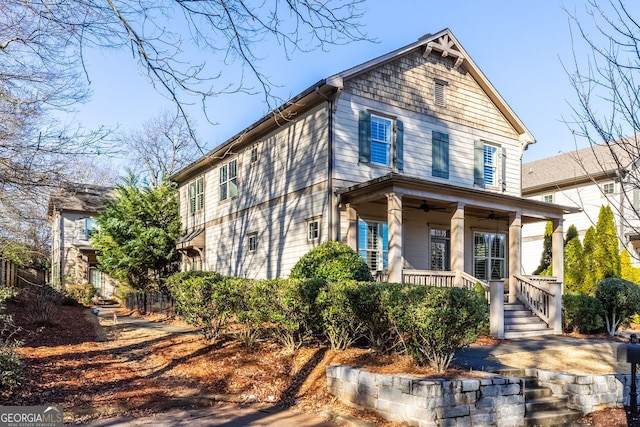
[504,302,554,339]
[497,369,583,426]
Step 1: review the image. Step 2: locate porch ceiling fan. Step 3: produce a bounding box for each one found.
[418,200,447,213]
[487,210,509,221]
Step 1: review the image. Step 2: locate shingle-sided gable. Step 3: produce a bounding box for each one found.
[342,48,519,141]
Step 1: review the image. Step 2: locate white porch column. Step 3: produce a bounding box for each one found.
[508,213,522,304]
[387,192,403,283]
[346,204,358,251]
[450,204,465,274]
[551,218,564,334]
[490,280,505,339]
[552,218,564,284]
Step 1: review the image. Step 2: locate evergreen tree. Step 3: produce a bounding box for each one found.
[621,250,640,284]
[91,176,182,292]
[565,224,579,246]
[582,226,598,295]
[594,205,621,279]
[564,229,586,294]
[533,221,553,275]
[580,206,621,294]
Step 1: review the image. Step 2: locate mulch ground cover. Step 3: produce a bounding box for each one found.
[0,289,634,425]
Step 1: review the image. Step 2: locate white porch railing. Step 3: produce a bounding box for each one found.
[514,274,562,334]
[402,270,489,297]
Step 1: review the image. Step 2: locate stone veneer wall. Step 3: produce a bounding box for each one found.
[524,368,631,414]
[326,365,525,427]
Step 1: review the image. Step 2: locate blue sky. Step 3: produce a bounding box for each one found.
[69,0,636,163]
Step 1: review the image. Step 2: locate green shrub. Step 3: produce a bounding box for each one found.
[66,283,98,305]
[595,277,640,336]
[260,278,325,352]
[166,271,244,341]
[316,280,366,350]
[350,282,424,354]
[405,286,487,372]
[290,241,373,283]
[0,345,22,392]
[562,293,605,334]
[235,279,268,348]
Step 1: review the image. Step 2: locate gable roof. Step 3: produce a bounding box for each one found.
[522,141,636,194]
[172,28,535,183]
[47,184,115,218]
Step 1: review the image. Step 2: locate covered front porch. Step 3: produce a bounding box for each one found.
[337,173,578,339]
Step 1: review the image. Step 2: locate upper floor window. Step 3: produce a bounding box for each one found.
[219,159,238,201]
[250,146,258,164]
[474,141,505,191]
[358,111,404,170]
[371,115,392,166]
[603,182,614,195]
[543,194,554,204]
[483,144,498,186]
[189,176,204,214]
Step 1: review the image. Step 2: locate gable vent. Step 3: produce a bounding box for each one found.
[434,80,447,107]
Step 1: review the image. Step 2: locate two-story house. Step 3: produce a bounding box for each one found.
[522,141,640,274]
[172,29,577,338]
[48,184,117,297]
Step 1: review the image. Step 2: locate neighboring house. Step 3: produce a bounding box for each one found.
[48,184,117,297]
[522,142,640,274]
[172,29,577,338]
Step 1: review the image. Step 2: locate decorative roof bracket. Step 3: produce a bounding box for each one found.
[424,34,465,69]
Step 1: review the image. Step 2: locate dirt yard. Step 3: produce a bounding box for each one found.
[0,291,634,426]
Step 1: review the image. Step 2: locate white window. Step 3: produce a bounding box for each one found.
[483,144,498,187]
[434,80,447,107]
[358,220,388,271]
[250,146,258,164]
[307,218,320,241]
[371,115,393,166]
[219,160,238,201]
[603,182,614,195]
[543,194,554,203]
[473,232,506,281]
[189,176,204,214]
[248,233,257,252]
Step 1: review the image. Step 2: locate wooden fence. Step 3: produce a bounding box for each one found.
[0,258,17,288]
[125,292,175,315]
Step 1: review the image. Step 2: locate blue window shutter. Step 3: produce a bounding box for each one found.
[358,111,371,163]
[395,119,404,170]
[501,147,507,192]
[474,140,484,185]
[432,131,449,179]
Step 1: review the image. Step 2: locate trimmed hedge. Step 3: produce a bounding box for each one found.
[165,271,488,372]
[290,241,373,282]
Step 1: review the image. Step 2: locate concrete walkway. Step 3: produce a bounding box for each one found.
[87,403,342,427]
[453,334,630,373]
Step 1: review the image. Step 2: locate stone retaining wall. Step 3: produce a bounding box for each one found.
[524,368,629,413]
[326,364,525,427]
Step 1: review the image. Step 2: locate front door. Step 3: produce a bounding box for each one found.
[430,228,450,270]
